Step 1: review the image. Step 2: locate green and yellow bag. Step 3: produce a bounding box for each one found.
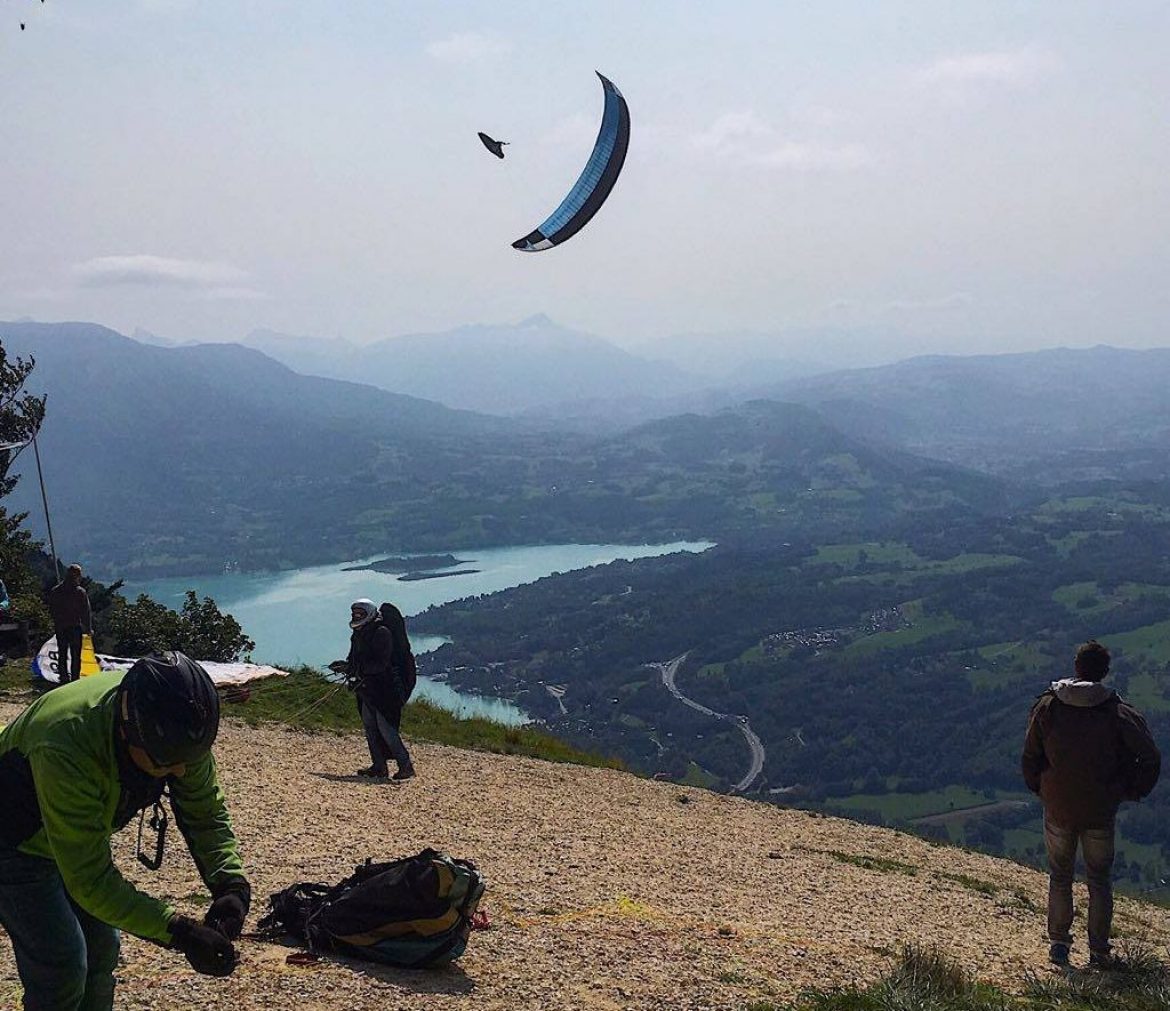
[257,849,485,968]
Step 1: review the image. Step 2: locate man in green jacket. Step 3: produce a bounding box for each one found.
[0,652,252,1010]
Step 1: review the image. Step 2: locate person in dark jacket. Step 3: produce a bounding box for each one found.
[343,599,414,781]
[46,563,92,684]
[1021,640,1161,968]
[0,652,251,1009]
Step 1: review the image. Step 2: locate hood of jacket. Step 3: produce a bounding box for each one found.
[1049,677,1116,708]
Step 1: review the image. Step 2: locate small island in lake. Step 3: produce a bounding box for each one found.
[398,568,482,582]
[342,554,472,574]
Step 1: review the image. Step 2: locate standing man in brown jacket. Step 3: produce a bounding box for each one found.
[46,563,92,684]
[1021,640,1161,968]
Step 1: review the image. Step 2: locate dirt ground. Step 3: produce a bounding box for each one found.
[1,703,1168,1010]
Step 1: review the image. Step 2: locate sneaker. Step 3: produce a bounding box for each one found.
[391,765,416,781]
[356,766,388,779]
[1048,943,1071,967]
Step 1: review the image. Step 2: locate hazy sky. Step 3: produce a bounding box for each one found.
[2,1,1168,360]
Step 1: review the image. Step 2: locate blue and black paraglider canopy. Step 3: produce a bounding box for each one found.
[512,72,630,252]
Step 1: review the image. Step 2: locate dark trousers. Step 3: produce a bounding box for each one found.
[1044,815,1115,953]
[0,846,119,1010]
[54,626,83,683]
[359,698,412,774]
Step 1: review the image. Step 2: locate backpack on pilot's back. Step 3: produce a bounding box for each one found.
[379,601,417,701]
[257,849,485,968]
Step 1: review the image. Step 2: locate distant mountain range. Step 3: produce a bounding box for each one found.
[0,320,1016,576]
[228,314,704,415]
[772,345,1170,481]
[0,321,525,574]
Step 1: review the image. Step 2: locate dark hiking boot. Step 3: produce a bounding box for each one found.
[391,764,416,782]
[356,766,388,779]
[1089,949,1122,971]
[1048,943,1071,967]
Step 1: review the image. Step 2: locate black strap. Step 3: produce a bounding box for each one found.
[136,791,169,871]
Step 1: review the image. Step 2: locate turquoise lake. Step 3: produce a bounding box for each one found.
[129,541,712,725]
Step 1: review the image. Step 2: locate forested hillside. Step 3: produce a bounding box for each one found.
[415,485,1170,895]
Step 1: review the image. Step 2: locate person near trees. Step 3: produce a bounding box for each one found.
[1021,640,1161,968]
[0,652,251,1009]
[46,563,92,684]
[338,598,415,781]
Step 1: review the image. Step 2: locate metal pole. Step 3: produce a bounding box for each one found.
[31,432,60,581]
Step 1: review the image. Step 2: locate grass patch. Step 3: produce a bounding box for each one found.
[1024,942,1170,1009]
[933,871,998,896]
[799,847,918,877]
[0,657,40,696]
[786,945,1008,1009]
[681,761,720,789]
[1,663,622,771]
[784,943,1170,1010]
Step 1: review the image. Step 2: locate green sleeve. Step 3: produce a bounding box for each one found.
[31,746,176,943]
[168,752,246,893]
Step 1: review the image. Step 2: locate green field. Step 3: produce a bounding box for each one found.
[1052,580,1170,617]
[843,599,968,659]
[812,541,921,567]
[1123,671,1170,713]
[828,785,996,822]
[1108,619,1170,666]
[1046,529,1123,557]
[923,553,1023,574]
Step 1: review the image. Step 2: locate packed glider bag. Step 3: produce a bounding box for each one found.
[258,850,486,969]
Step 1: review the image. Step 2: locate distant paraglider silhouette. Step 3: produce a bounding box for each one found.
[15,0,44,32]
[477,132,508,159]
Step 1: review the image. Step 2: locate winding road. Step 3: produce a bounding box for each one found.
[649,654,766,793]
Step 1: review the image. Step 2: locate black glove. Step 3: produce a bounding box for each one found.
[169,914,238,977]
[204,880,251,941]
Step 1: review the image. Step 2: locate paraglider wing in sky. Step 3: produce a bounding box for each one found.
[512,72,630,252]
[478,132,508,159]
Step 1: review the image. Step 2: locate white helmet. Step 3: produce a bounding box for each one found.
[349,598,378,629]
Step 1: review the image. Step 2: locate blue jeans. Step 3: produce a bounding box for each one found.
[1044,816,1115,954]
[0,847,119,1010]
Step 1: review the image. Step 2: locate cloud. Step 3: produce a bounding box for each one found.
[913,46,1060,88]
[881,292,975,314]
[74,255,248,290]
[691,111,874,171]
[136,0,196,12]
[203,286,270,302]
[72,255,266,300]
[754,142,875,171]
[691,111,773,152]
[425,31,511,65]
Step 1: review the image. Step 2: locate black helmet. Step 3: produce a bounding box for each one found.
[120,651,220,766]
